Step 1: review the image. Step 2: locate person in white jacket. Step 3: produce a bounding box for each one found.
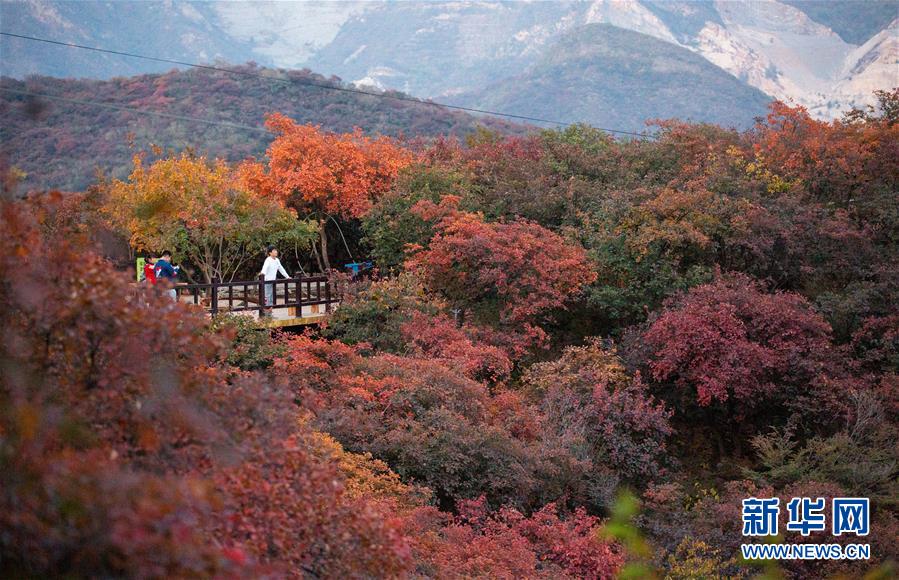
[259,245,289,313]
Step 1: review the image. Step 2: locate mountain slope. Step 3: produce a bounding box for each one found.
[301,0,896,120]
[451,23,772,132]
[0,66,520,192]
[688,0,854,115]
[833,20,899,109]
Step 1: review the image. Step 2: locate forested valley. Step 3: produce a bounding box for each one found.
[2,90,897,578]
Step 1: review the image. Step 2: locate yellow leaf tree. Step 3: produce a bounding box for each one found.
[104,152,315,282]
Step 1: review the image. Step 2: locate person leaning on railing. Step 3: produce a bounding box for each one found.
[259,245,289,316]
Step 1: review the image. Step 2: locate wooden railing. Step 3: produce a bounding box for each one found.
[177,275,340,318]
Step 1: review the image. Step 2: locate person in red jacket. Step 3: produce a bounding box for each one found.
[142,256,157,285]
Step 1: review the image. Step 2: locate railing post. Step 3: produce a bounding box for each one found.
[296,277,303,317]
[258,274,266,318]
[210,277,219,316]
[325,277,332,313]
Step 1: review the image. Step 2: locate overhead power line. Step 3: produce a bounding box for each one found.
[0,30,654,139]
[0,87,272,134]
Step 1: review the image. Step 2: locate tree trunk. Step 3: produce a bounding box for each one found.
[311,239,324,274]
[318,218,331,272]
[713,428,726,464]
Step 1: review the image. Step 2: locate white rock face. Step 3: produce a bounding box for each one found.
[578,0,896,118]
[830,20,899,115]
[212,1,371,68]
[694,1,854,115]
[693,21,793,101]
[584,0,678,43]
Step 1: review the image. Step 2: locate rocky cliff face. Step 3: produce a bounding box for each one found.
[296,0,897,119]
[683,1,895,118]
[833,20,899,114]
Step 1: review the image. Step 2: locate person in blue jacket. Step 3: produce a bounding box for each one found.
[153,250,180,301]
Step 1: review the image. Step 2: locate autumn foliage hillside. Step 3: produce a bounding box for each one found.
[0,65,521,192]
[1,90,898,578]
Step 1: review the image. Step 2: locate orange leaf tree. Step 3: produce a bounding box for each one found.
[104,152,314,282]
[241,113,414,270]
[751,95,899,209]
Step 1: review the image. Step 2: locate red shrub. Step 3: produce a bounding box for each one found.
[643,274,839,410]
[0,195,415,577]
[402,310,513,384]
[406,208,596,348]
[417,496,624,579]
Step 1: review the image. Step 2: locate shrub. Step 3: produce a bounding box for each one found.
[525,340,672,483]
[276,335,593,510]
[211,314,284,371]
[407,206,596,350]
[0,194,415,577]
[414,497,624,579]
[748,391,898,502]
[664,539,747,580]
[643,274,837,407]
[323,273,441,353]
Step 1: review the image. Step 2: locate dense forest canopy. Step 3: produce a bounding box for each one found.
[1,89,897,578]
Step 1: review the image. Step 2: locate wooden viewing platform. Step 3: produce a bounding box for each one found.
[176,275,342,327]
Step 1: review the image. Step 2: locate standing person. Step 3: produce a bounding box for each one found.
[154,250,180,301]
[142,255,157,286]
[259,245,289,315]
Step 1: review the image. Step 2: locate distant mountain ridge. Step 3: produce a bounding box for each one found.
[0,0,252,78]
[301,0,897,119]
[453,23,772,131]
[2,0,896,125]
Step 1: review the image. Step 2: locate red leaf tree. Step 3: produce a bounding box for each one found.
[643,274,836,407]
[639,274,863,453]
[524,340,672,483]
[413,497,624,579]
[406,201,596,350]
[274,334,602,510]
